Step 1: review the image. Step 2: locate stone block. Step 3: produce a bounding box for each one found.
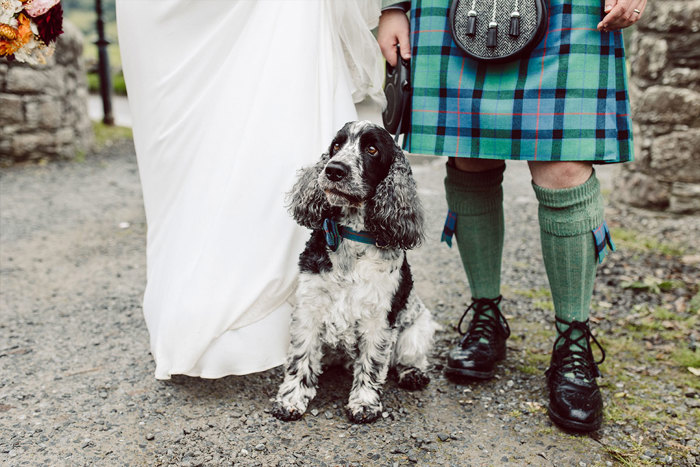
[0,137,11,159]
[55,21,84,67]
[631,36,667,81]
[6,67,64,95]
[0,93,24,125]
[631,122,651,168]
[54,127,75,145]
[663,68,700,92]
[666,34,700,68]
[669,182,700,213]
[635,86,700,124]
[614,170,671,209]
[11,132,55,159]
[0,63,7,90]
[24,97,63,129]
[649,130,700,182]
[639,1,700,33]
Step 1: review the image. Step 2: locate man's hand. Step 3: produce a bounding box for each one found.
[377,9,411,66]
[597,0,647,31]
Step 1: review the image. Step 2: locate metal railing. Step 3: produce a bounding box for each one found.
[95,0,114,125]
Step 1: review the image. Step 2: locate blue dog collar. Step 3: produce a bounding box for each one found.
[323,218,377,252]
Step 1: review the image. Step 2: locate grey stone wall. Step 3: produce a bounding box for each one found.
[615,0,700,214]
[0,20,92,166]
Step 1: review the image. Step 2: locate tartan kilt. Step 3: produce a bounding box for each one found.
[406,0,634,163]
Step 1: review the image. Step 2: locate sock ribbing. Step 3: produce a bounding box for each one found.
[534,170,604,351]
[445,162,505,301]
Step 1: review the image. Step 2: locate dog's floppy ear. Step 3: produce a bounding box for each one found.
[286,153,332,229]
[365,148,425,250]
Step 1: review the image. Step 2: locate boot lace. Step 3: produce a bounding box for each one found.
[457,296,510,347]
[549,317,606,381]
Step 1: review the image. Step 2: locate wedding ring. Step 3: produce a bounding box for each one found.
[633,8,641,14]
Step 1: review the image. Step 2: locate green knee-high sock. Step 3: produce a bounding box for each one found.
[445,162,505,304]
[533,171,604,351]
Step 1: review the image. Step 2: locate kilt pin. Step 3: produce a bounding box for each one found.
[404,0,634,162]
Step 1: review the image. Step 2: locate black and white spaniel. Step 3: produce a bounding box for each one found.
[272,121,436,424]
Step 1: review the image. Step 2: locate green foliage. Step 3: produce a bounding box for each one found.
[63,0,116,22]
[87,72,127,96]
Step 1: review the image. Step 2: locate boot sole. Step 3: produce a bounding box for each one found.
[444,366,495,380]
[547,405,602,433]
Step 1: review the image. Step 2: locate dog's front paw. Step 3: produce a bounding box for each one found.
[398,367,430,390]
[346,403,382,424]
[271,401,305,421]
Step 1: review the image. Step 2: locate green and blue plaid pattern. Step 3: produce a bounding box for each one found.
[405,0,634,162]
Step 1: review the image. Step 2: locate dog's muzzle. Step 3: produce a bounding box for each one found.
[324,161,350,182]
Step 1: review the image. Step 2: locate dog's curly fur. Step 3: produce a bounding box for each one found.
[272,121,437,424]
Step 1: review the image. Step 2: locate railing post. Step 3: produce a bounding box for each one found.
[95,0,114,125]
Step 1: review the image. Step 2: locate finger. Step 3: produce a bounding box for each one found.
[381,39,398,66]
[599,0,644,30]
[608,1,643,30]
[398,29,411,61]
[602,0,617,14]
[598,0,626,30]
[598,0,616,30]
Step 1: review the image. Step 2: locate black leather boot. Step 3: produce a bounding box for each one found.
[445,296,510,380]
[546,317,606,433]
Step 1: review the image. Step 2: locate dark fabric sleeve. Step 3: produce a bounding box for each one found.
[381,1,410,12]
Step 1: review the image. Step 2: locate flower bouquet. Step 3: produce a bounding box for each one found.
[0,0,63,65]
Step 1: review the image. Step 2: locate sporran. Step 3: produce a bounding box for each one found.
[449,0,549,63]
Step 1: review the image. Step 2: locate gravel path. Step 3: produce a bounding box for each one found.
[1,140,698,466]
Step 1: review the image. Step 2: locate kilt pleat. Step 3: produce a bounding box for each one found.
[405,0,634,163]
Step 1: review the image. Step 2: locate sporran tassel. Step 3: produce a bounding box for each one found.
[487,0,499,48]
[509,0,520,37]
[487,21,498,47]
[467,10,477,36]
[509,11,520,37]
[466,0,478,36]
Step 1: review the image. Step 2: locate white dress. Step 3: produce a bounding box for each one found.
[116,0,384,379]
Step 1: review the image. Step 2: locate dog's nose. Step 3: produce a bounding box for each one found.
[325,161,349,182]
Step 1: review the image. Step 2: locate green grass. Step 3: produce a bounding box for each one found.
[613,227,686,257]
[690,292,700,313]
[512,287,552,300]
[672,347,700,369]
[92,121,133,149]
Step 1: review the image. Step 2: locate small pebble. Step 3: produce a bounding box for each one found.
[146,433,154,441]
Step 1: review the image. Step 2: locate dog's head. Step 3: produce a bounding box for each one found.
[287,121,424,250]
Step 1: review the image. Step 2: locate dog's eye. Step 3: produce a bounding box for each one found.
[367,146,378,156]
[332,143,340,153]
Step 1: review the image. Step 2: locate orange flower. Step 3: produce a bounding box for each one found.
[0,23,18,41]
[16,13,33,46]
[0,14,33,55]
[0,38,20,56]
